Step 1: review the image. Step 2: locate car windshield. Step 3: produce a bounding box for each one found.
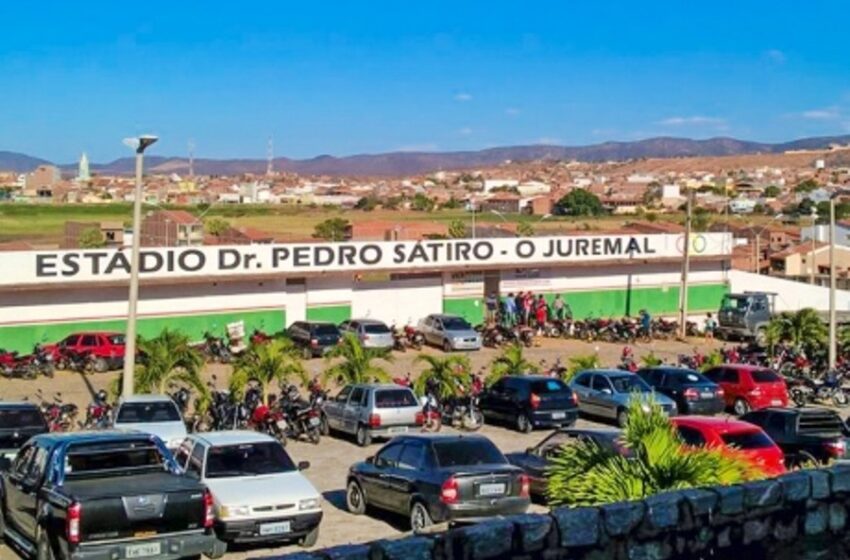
[530,379,570,394]
[751,370,781,383]
[610,376,650,393]
[116,402,181,423]
[375,389,418,408]
[205,442,296,478]
[363,323,390,334]
[433,439,506,467]
[108,334,125,344]
[313,324,339,336]
[721,430,775,450]
[0,408,46,429]
[65,441,168,478]
[442,317,471,330]
[721,296,748,311]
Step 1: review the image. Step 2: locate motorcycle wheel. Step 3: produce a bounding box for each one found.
[833,391,849,408]
[422,415,442,433]
[790,388,807,408]
[44,364,54,378]
[308,428,321,444]
[273,425,287,447]
[462,411,484,432]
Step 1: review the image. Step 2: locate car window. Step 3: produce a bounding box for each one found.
[363,323,390,334]
[639,370,661,385]
[530,379,570,394]
[752,369,781,383]
[205,442,296,478]
[573,373,590,388]
[703,368,720,382]
[108,334,125,345]
[611,376,651,393]
[724,369,740,384]
[442,317,471,330]
[504,378,525,393]
[81,335,97,346]
[662,373,681,388]
[433,439,506,467]
[187,442,205,479]
[538,432,580,456]
[375,443,404,468]
[591,375,612,392]
[61,335,78,347]
[24,447,49,485]
[489,379,506,392]
[398,444,426,470]
[349,388,364,407]
[312,324,339,336]
[336,386,352,403]
[116,401,181,423]
[375,389,418,408]
[721,430,775,450]
[0,407,47,429]
[677,426,706,446]
[173,440,194,469]
[12,444,36,479]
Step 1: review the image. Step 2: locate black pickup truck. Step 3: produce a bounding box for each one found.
[741,407,850,467]
[0,402,49,460]
[0,431,225,560]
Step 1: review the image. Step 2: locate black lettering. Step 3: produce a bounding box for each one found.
[516,240,535,258]
[626,238,641,253]
[393,244,406,263]
[61,253,79,277]
[272,247,290,267]
[139,251,164,273]
[104,252,131,274]
[178,250,205,272]
[576,239,589,256]
[591,238,602,255]
[543,240,555,257]
[472,242,493,260]
[219,249,242,270]
[83,252,108,274]
[604,238,622,255]
[643,237,656,254]
[314,247,335,266]
[360,244,381,265]
[36,254,58,277]
[293,247,310,267]
[408,244,428,263]
[455,242,472,262]
[338,245,356,265]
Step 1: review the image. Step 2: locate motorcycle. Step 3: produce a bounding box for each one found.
[403,325,425,350]
[202,332,232,363]
[280,386,322,444]
[250,329,273,345]
[81,391,112,430]
[789,375,849,408]
[391,324,408,352]
[249,397,288,445]
[421,393,442,432]
[441,377,484,431]
[57,348,95,373]
[39,392,78,432]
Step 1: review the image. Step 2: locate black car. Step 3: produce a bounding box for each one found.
[345,434,530,533]
[0,402,49,460]
[741,407,850,467]
[479,375,579,433]
[286,321,342,358]
[637,366,725,415]
[505,428,630,500]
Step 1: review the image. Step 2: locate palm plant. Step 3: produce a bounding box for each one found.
[322,332,393,385]
[564,353,600,382]
[699,349,724,372]
[547,397,764,507]
[413,354,471,399]
[230,339,307,405]
[134,329,207,398]
[767,308,827,352]
[488,343,538,384]
[640,351,663,367]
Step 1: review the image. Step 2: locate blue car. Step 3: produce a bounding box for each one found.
[569,369,678,427]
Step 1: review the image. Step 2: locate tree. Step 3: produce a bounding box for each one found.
[794,179,819,194]
[134,329,208,407]
[204,217,230,236]
[691,207,712,232]
[442,197,463,210]
[489,343,538,384]
[313,218,351,241]
[764,185,781,198]
[546,398,764,507]
[516,222,535,237]
[411,193,436,212]
[556,190,604,216]
[448,219,469,239]
[413,354,471,399]
[766,308,827,352]
[565,353,600,382]
[230,339,307,406]
[640,352,663,367]
[355,197,378,211]
[78,227,106,249]
[322,332,393,385]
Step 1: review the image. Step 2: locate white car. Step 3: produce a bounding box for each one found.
[174,431,323,547]
[112,394,187,450]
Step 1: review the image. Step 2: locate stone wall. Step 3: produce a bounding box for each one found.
[254,466,850,560]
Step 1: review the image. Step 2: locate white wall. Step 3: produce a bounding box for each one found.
[728,270,850,311]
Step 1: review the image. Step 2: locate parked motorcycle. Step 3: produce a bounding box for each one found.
[280,385,322,444]
[81,390,112,430]
[789,374,849,408]
[202,332,232,363]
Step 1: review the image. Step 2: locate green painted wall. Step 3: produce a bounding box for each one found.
[443,297,485,325]
[306,304,351,324]
[0,309,286,354]
[548,283,727,320]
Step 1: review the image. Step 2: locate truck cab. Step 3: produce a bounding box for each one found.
[717,292,775,342]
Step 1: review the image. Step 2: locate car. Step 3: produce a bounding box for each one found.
[175,431,322,547]
[112,394,187,450]
[286,321,342,358]
[671,416,786,476]
[418,314,482,352]
[322,384,424,446]
[0,431,224,560]
[345,434,530,533]
[479,375,579,433]
[48,331,126,372]
[637,366,725,415]
[703,364,789,415]
[0,402,49,460]
[569,369,678,427]
[339,319,395,349]
[740,407,850,467]
[505,428,629,499]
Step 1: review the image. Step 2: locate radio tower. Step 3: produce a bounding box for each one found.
[188,139,195,177]
[266,136,274,177]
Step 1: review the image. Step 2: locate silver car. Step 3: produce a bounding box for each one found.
[339,319,394,350]
[569,369,678,427]
[418,314,482,352]
[322,384,423,446]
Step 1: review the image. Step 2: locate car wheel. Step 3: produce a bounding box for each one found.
[320,414,330,436]
[797,450,819,468]
[302,347,313,360]
[93,358,108,373]
[516,413,532,433]
[442,340,453,353]
[616,408,629,428]
[733,398,750,416]
[346,480,367,515]
[833,391,849,408]
[299,525,320,548]
[355,424,372,447]
[409,501,433,534]
[36,528,55,560]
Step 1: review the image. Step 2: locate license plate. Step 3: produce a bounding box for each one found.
[771,399,782,406]
[388,426,408,434]
[701,392,713,399]
[125,543,161,558]
[276,420,287,430]
[478,483,506,497]
[259,521,291,536]
[309,416,321,427]
[552,412,566,420]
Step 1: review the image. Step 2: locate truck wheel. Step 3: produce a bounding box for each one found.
[355,424,372,447]
[36,529,56,560]
[299,525,320,548]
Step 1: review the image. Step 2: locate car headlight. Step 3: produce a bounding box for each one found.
[299,498,321,511]
[220,505,251,519]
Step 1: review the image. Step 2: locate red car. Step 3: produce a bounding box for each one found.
[672,416,786,477]
[47,332,126,372]
[703,364,788,416]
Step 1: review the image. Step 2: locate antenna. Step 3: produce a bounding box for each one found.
[266,136,274,176]
[188,139,195,177]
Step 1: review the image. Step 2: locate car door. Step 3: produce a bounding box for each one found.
[10,443,48,540]
[364,442,404,509]
[326,386,352,430]
[4,443,37,535]
[343,387,366,433]
[385,442,428,513]
[591,375,616,419]
[422,317,437,345]
[570,374,593,414]
[173,439,194,472]
[480,379,508,419]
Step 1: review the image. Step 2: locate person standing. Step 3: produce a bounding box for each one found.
[522,292,533,326]
[504,293,517,326]
[485,292,498,323]
[535,295,548,333]
[553,294,566,321]
[704,312,716,340]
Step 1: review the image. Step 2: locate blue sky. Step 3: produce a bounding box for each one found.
[2,1,850,163]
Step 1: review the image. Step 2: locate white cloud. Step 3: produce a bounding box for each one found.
[801,108,841,120]
[658,116,725,126]
[457,127,473,136]
[454,93,473,102]
[505,107,521,116]
[535,137,562,145]
[395,143,438,152]
[764,49,786,64]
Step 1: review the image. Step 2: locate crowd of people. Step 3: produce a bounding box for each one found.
[484,291,572,330]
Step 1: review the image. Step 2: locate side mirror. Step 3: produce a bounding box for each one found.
[525,447,534,455]
[298,461,310,471]
[365,456,375,465]
[601,388,613,396]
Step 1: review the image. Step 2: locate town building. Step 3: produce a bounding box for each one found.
[140,210,204,247]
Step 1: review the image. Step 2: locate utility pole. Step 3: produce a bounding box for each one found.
[188,139,195,178]
[266,136,274,177]
[754,232,760,274]
[810,208,818,285]
[678,190,693,339]
[829,197,837,369]
[122,135,158,398]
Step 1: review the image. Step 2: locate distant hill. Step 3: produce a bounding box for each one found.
[4,134,850,177]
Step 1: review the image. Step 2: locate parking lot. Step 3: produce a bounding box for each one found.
[0,337,726,560]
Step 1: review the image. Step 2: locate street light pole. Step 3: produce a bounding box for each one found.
[678,190,693,339]
[829,197,837,369]
[471,198,477,240]
[122,135,158,398]
[810,208,818,285]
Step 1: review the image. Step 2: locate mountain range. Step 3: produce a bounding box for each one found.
[2,135,850,177]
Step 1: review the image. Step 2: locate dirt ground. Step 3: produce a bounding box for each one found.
[0,336,725,560]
